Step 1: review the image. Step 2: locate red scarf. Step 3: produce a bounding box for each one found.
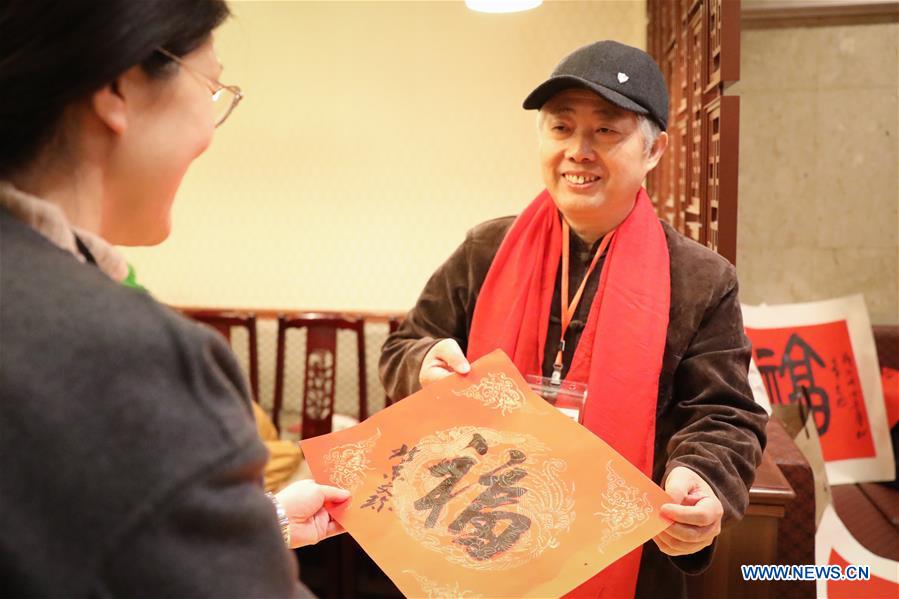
[467,188,670,598]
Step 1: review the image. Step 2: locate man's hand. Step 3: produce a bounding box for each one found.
[653,466,724,556]
[419,338,471,388]
[275,480,350,548]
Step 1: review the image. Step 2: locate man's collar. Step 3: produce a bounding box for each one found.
[568,227,604,258]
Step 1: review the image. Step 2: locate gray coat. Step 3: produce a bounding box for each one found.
[0,207,301,598]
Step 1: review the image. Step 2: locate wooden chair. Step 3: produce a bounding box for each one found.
[273,312,371,599]
[272,312,368,436]
[178,308,259,402]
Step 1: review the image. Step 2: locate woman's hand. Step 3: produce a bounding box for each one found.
[275,480,350,548]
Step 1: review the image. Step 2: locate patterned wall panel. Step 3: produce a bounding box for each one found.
[704,95,740,258]
[647,0,741,265]
[687,7,705,243]
[662,45,680,229]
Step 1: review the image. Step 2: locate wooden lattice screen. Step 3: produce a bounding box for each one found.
[646,0,741,264]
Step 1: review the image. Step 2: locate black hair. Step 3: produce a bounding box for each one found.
[0,0,231,178]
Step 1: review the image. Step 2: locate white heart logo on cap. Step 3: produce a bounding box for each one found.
[617,72,629,83]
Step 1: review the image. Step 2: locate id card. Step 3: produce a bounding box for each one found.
[525,375,588,424]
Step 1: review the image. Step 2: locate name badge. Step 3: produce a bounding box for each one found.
[525,375,588,424]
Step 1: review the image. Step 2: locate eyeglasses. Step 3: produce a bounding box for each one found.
[156,47,243,127]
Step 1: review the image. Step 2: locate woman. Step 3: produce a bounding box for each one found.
[0,1,347,596]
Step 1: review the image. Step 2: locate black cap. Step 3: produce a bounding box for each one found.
[523,40,669,131]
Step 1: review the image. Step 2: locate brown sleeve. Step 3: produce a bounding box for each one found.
[379,237,475,402]
[663,275,768,524]
[379,219,510,402]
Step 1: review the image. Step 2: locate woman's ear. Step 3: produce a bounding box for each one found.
[90,78,128,135]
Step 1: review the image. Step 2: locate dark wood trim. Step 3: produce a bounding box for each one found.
[647,0,741,262]
[714,95,740,265]
[746,503,788,518]
[747,449,796,508]
[720,0,742,85]
[743,0,899,28]
[272,317,288,432]
[175,305,406,323]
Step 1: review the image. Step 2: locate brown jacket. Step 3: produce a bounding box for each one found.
[380,216,768,598]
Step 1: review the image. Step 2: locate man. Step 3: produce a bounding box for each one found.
[379,41,767,598]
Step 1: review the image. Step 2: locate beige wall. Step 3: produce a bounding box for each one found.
[120,0,646,312]
[734,19,899,324]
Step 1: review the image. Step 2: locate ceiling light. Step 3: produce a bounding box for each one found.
[465,0,543,14]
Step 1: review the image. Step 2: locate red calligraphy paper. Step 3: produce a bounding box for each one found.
[816,505,899,599]
[301,350,672,598]
[881,367,899,429]
[745,321,875,462]
[827,550,898,599]
[743,295,894,485]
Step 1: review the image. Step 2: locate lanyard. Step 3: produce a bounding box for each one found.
[551,219,615,385]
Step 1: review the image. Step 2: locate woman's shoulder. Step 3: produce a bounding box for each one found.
[1,210,256,447]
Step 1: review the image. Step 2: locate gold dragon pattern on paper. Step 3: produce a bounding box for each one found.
[402,570,482,599]
[452,373,527,416]
[323,428,382,493]
[593,460,653,553]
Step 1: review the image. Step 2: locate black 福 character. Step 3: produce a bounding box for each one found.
[414,457,476,528]
[448,449,532,561]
